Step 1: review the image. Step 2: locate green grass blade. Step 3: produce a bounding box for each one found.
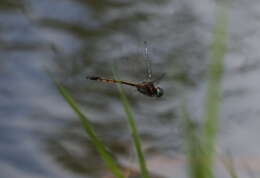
[182,1,229,178]
[181,101,205,178]
[112,67,149,178]
[221,153,238,178]
[117,85,149,178]
[51,77,125,178]
[202,1,229,177]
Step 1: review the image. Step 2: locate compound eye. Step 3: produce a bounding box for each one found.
[156,87,163,97]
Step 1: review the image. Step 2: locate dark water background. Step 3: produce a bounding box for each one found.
[1,0,260,177]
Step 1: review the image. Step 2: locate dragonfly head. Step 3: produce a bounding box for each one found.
[155,87,164,97]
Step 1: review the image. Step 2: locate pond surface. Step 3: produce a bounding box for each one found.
[1,0,260,177]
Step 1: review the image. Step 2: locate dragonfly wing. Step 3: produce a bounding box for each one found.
[144,41,153,81]
[151,73,166,84]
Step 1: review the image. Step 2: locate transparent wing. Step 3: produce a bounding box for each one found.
[151,73,166,84]
[113,47,148,83]
[144,41,153,81]
[112,42,158,83]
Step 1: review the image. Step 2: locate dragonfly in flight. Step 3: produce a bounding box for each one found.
[87,42,164,97]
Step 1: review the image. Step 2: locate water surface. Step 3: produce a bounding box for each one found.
[1,0,260,177]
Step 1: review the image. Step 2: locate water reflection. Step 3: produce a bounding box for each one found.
[0,0,210,177]
[1,0,260,177]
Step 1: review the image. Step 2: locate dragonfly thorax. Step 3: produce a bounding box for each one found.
[136,82,163,97]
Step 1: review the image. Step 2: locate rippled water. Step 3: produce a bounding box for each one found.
[1,0,260,177]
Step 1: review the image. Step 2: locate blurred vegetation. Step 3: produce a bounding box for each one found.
[51,75,125,178]
[183,1,229,178]
[114,68,149,178]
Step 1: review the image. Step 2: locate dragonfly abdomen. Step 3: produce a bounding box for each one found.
[86,76,119,85]
[86,76,137,87]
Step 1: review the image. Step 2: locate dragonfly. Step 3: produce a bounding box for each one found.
[86,42,164,97]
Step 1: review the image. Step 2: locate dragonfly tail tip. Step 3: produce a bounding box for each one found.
[86,76,99,80]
